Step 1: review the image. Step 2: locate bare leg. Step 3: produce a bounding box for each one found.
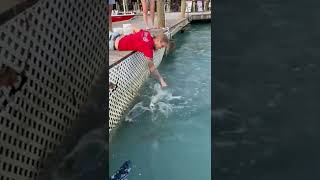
[150,0,155,28]
[109,5,113,31]
[141,0,149,29]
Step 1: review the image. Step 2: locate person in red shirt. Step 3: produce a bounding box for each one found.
[109,28,169,88]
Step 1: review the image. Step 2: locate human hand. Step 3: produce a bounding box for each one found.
[160,79,168,88]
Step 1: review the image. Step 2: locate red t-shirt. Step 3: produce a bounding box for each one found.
[118,30,155,59]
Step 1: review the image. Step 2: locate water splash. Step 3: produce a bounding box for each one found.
[125,83,182,122]
[157,102,172,118]
[125,102,150,122]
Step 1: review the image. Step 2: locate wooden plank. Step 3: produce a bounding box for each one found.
[188,11,211,21]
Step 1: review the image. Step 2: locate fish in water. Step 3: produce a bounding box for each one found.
[110,160,132,180]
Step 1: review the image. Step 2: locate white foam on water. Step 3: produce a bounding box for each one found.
[157,102,172,117]
[125,83,183,122]
[125,102,150,122]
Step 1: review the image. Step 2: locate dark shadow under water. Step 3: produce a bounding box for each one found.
[39,70,108,180]
[214,0,320,180]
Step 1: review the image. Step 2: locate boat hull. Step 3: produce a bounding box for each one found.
[111,15,135,22]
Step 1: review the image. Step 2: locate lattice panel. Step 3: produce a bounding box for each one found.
[0,0,107,180]
[109,48,165,132]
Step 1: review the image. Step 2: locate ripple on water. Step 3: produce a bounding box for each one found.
[110,24,211,180]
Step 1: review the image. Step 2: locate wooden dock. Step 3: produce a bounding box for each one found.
[109,12,211,67]
[187,12,211,21]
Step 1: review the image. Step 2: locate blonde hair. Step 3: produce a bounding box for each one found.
[156,32,169,44]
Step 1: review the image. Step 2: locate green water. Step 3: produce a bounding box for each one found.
[109,23,211,180]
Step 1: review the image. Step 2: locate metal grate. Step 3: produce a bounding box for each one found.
[109,48,165,132]
[0,0,107,179]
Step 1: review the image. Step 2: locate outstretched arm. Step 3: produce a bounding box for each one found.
[147,60,168,88]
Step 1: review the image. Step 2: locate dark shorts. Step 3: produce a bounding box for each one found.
[109,32,121,50]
